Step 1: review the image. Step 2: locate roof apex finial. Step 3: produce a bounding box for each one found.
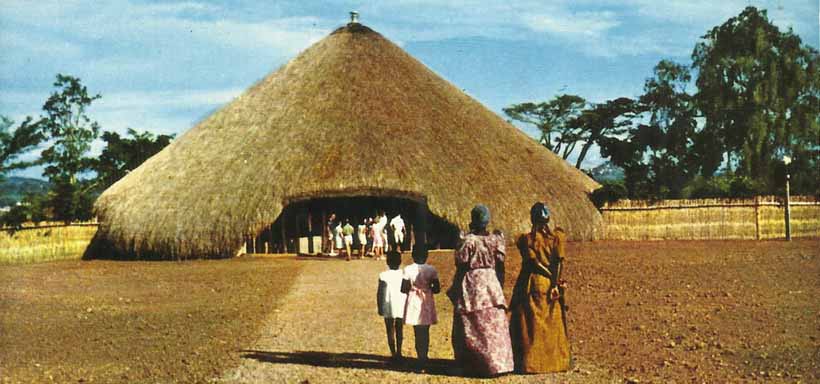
[349,11,359,24]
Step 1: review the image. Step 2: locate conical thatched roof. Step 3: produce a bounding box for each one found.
[94,23,602,259]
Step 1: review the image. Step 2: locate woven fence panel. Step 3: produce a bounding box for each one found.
[599,196,820,240]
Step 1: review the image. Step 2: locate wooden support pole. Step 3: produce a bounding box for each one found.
[409,223,414,252]
[321,211,327,255]
[785,174,792,241]
[295,213,301,253]
[269,224,274,253]
[414,199,429,251]
[754,196,761,240]
[307,209,314,254]
[280,209,288,253]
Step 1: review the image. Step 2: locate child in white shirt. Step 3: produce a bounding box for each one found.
[377,250,407,362]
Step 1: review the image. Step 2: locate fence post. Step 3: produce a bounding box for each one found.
[754,196,761,240]
[281,210,287,253]
[785,175,792,241]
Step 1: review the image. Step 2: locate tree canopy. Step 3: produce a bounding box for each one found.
[35,74,102,223]
[93,128,174,191]
[0,116,44,182]
[693,6,819,187]
[508,6,819,199]
[601,60,701,198]
[503,94,586,161]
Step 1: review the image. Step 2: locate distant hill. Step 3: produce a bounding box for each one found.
[589,162,624,182]
[0,177,50,206]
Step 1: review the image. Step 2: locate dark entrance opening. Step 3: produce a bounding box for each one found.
[247,196,460,254]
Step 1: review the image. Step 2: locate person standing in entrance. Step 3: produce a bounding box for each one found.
[343,219,355,261]
[357,219,367,258]
[325,213,336,255]
[390,214,406,252]
[366,217,375,257]
[509,202,571,373]
[332,220,344,257]
[373,212,387,260]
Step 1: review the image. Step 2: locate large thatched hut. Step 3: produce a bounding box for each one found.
[93,20,602,259]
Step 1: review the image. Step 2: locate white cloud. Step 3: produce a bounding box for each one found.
[629,0,743,23]
[0,31,82,57]
[88,88,244,137]
[0,91,50,110]
[1,1,329,63]
[367,2,683,57]
[624,0,816,43]
[91,110,198,137]
[0,86,240,139]
[96,88,244,112]
[523,11,620,37]
[137,1,221,15]
[190,17,328,54]
[379,0,816,55]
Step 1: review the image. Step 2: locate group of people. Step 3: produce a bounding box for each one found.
[375,202,571,376]
[325,212,406,261]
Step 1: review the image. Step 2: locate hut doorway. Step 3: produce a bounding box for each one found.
[247,195,460,254]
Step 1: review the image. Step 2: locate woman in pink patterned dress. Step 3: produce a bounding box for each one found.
[447,204,514,377]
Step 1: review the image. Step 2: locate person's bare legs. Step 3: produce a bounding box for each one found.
[384,318,396,357]
[395,319,404,360]
[414,325,430,371]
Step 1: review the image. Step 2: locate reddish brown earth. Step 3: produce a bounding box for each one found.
[0,257,302,383]
[1,240,818,383]
[528,239,820,383]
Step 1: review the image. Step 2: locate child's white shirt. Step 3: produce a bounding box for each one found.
[378,269,406,318]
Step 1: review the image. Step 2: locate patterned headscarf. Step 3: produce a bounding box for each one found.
[470,204,491,229]
[530,202,551,224]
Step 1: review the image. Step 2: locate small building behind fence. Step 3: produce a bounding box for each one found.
[599,196,820,240]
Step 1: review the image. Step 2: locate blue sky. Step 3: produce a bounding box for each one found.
[2,0,817,179]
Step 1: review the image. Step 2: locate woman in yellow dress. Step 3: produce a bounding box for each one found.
[509,202,571,373]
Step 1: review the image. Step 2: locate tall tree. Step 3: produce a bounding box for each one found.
[93,128,174,191]
[37,74,101,223]
[572,97,638,169]
[0,115,44,181]
[692,6,820,188]
[504,94,587,161]
[601,60,701,198]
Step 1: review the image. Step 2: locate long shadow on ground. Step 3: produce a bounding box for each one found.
[240,350,457,376]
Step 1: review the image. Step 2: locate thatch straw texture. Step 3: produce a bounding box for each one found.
[601,196,820,240]
[94,23,601,259]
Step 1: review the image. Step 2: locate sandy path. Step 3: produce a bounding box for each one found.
[219,257,615,383]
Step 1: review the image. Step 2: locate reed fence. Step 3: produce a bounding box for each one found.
[599,195,820,240]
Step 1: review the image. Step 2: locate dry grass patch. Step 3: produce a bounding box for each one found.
[0,225,97,264]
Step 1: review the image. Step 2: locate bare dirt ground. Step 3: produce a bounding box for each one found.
[221,239,820,384]
[556,240,819,383]
[2,239,818,383]
[219,255,614,384]
[0,257,302,383]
